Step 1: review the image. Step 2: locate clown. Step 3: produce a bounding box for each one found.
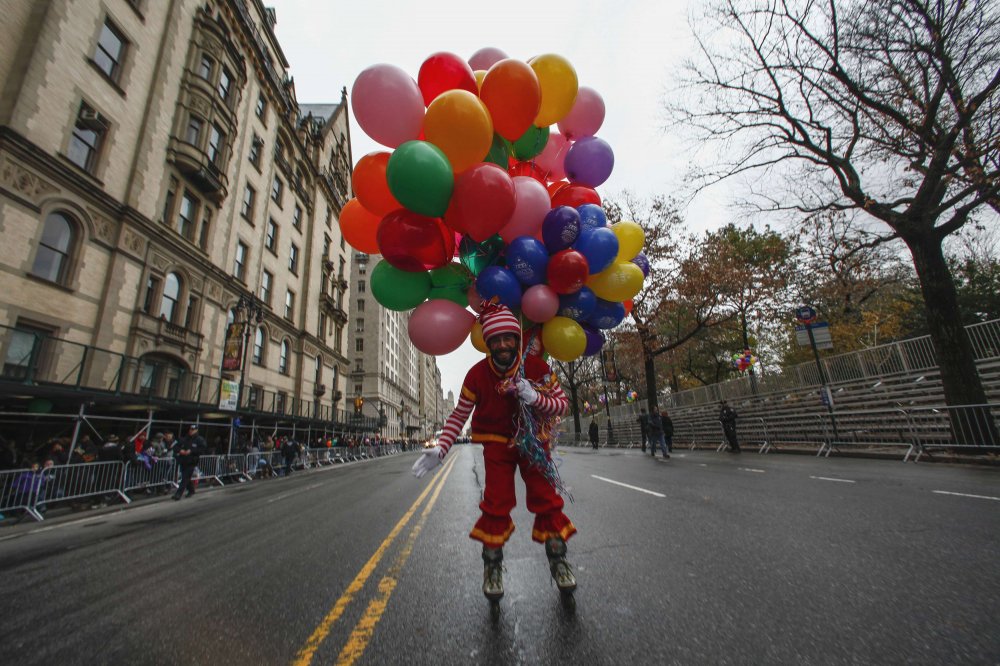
[412,303,577,602]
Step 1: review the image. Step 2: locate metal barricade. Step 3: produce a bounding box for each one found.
[122,458,177,495]
[0,467,44,521]
[38,461,129,512]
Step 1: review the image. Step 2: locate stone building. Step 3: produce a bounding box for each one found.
[0,0,353,423]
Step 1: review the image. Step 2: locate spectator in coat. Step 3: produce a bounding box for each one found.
[171,424,204,500]
[588,419,600,450]
[661,410,674,454]
[719,401,741,453]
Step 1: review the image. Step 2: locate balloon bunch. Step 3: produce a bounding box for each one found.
[347,48,649,361]
[582,400,594,414]
[625,390,638,403]
[732,349,758,372]
[598,394,608,405]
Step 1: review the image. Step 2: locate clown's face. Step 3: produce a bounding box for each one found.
[487,332,518,369]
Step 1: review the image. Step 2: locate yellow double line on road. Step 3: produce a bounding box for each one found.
[292,454,458,666]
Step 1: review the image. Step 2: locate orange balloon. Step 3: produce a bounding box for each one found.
[480,59,541,141]
[352,152,401,216]
[423,90,494,173]
[339,198,382,254]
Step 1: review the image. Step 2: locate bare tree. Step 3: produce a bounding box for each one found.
[674,0,1000,424]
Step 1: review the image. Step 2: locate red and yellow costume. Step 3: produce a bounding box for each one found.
[437,340,575,547]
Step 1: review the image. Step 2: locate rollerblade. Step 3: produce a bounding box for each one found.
[482,547,504,603]
[545,538,576,595]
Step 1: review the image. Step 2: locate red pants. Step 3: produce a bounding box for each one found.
[469,442,576,547]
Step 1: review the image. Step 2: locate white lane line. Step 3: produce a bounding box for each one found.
[810,476,856,484]
[739,467,766,473]
[267,482,324,504]
[591,475,665,498]
[933,490,1000,502]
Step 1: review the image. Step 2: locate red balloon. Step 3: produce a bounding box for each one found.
[623,299,633,315]
[444,163,516,241]
[418,52,478,107]
[376,209,455,271]
[547,180,569,198]
[547,249,590,294]
[551,184,601,208]
[508,160,547,183]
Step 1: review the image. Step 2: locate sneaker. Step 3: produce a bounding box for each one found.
[545,538,577,593]
[482,548,504,601]
[171,493,182,501]
[662,453,671,459]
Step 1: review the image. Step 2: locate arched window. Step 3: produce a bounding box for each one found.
[31,213,74,284]
[314,355,322,383]
[159,273,181,322]
[253,327,265,365]
[279,339,289,374]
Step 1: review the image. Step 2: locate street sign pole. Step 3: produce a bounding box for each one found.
[805,321,839,442]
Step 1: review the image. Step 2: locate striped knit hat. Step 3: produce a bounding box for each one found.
[479,302,521,342]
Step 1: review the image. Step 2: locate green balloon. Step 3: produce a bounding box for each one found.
[513,125,550,161]
[459,235,505,276]
[485,133,512,168]
[430,262,473,289]
[386,141,454,217]
[370,261,431,311]
[428,285,468,307]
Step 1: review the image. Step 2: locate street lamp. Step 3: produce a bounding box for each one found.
[233,293,264,411]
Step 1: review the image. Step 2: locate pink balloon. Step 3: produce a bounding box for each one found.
[499,176,551,243]
[352,64,424,148]
[557,86,606,140]
[521,284,560,323]
[468,47,510,72]
[408,299,476,355]
[534,132,571,181]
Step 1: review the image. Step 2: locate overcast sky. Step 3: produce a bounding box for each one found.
[270,0,728,397]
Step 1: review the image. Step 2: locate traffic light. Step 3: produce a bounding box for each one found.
[353,396,364,414]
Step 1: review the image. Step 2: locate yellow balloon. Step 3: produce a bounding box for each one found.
[474,70,487,92]
[471,321,488,353]
[611,221,645,262]
[541,316,586,362]
[528,54,578,127]
[423,90,494,173]
[586,262,645,301]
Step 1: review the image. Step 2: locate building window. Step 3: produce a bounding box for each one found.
[184,295,199,329]
[358,280,366,293]
[253,327,265,365]
[279,340,289,374]
[336,325,343,351]
[218,67,232,102]
[234,241,247,281]
[3,324,51,381]
[177,191,197,240]
[162,179,177,223]
[357,298,365,313]
[319,312,327,339]
[68,103,107,172]
[207,124,224,164]
[159,272,181,322]
[276,391,287,414]
[199,210,212,249]
[185,115,203,146]
[292,205,302,229]
[260,270,272,305]
[241,184,255,220]
[31,213,74,284]
[284,290,295,320]
[265,219,277,252]
[325,209,332,228]
[143,275,160,313]
[356,338,364,352]
[249,133,262,167]
[255,93,267,121]
[93,19,127,82]
[289,243,299,274]
[356,318,364,333]
[315,356,323,384]
[354,383,362,395]
[271,176,283,205]
[198,54,213,80]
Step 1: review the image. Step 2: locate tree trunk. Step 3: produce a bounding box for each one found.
[643,350,659,413]
[907,234,997,447]
[568,382,581,435]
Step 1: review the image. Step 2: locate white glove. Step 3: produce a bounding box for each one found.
[412,445,444,478]
[516,378,539,405]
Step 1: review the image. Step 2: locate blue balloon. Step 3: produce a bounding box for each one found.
[541,206,581,253]
[476,266,522,311]
[582,323,605,356]
[577,204,607,232]
[558,287,597,321]
[631,252,650,277]
[587,298,626,329]
[505,236,550,287]
[573,227,619,274]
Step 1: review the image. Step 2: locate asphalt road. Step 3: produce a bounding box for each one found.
[1,446,999,665]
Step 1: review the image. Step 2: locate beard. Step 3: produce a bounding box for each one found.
[490,348,516,369]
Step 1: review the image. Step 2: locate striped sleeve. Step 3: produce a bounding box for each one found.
[437,394,474,456]
[533,378,568,416]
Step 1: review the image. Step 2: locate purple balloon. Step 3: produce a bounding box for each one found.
[564,136,615,188]
[541,206,581,253]
[582,324,605,356]
[631,252,650,278]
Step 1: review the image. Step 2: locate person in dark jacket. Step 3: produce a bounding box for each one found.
[719,401,741,453]
[648,411,669,458]
[172,424,204,500]
[588,419,599,450]
[637,409,649,452]
[660,410,674,454]
[281,437,299,476]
